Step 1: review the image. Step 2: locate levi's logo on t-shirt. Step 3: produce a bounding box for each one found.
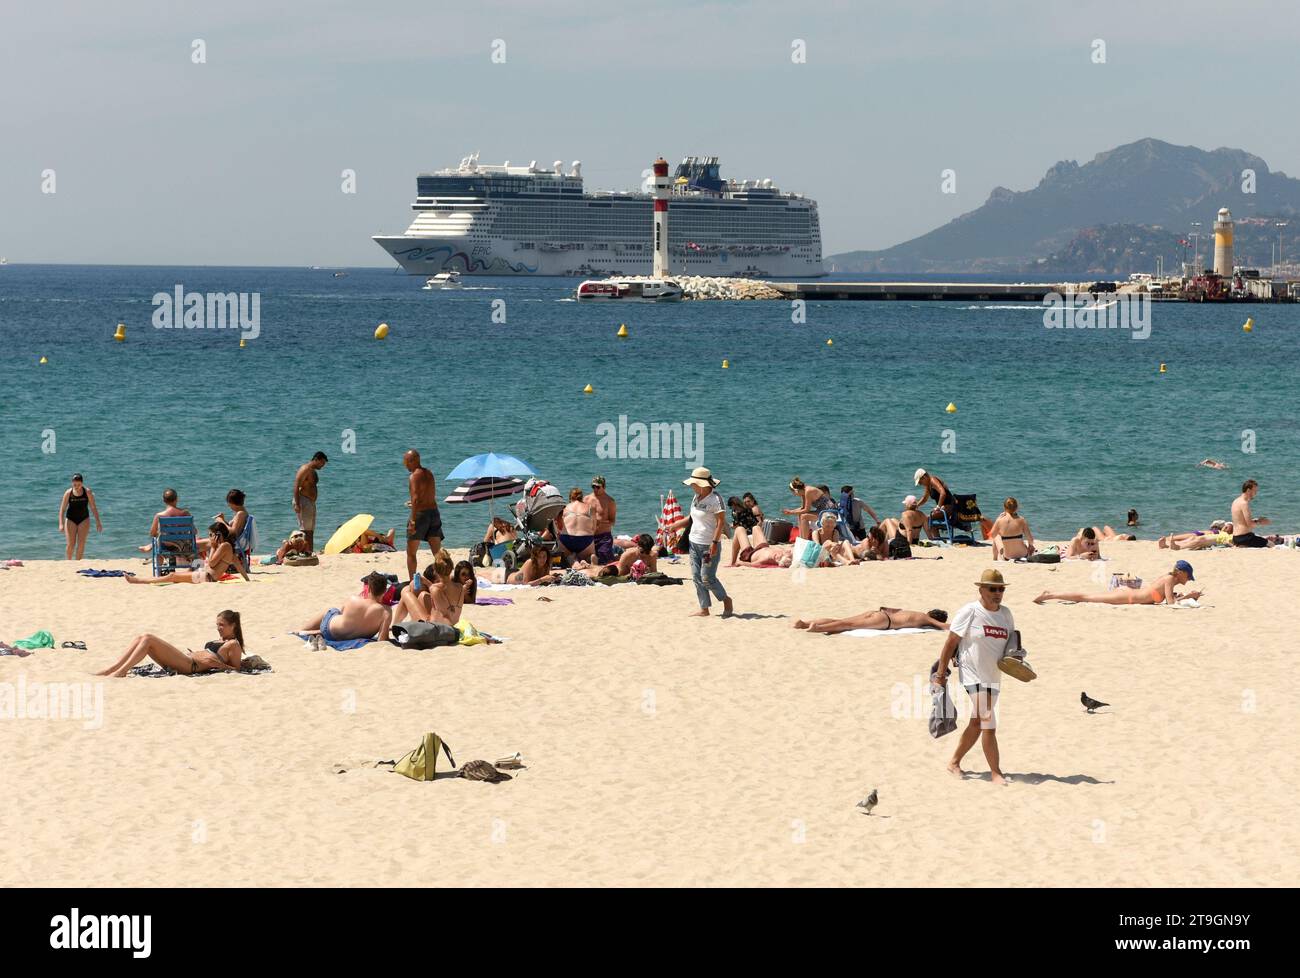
[983,625,1008,640]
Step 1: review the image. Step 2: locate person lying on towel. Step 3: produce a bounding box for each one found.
[793,608,949,634]
[301,572,392,643]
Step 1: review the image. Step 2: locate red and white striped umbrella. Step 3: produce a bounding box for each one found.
[443,476,526,504]
[657,490,683,550]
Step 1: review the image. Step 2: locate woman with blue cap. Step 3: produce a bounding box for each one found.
[1033,560,1201,605]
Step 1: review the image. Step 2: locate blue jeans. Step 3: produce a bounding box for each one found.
[689,541,729,609]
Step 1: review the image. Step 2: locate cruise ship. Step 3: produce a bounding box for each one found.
[372,154,824,278]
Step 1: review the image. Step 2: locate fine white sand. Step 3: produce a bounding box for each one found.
[2,541,1295,886]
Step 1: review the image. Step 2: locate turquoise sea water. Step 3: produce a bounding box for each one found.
[2,264,1297,560]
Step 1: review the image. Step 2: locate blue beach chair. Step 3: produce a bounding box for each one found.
[930,493,982,545]
[152,515,199,576]
[233,514,256,570]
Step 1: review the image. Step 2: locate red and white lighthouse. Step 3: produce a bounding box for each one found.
[652,157,670,278]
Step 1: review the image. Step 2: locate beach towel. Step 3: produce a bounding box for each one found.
[476,579,529,591]
[129,655,273,677]
[0,643,34,657]
[293,632,374,651]
[76,568,130,578]
[14,630,55,650]
[841,627,934,638]
[474,596,514,605]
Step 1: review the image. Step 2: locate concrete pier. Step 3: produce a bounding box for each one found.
[771,281,1065,301]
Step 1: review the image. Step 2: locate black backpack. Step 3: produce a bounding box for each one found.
[888,528,913,560]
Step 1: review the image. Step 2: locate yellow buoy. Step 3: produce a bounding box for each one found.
[945,402,957,414]
[826,338,833,346]
[39,356,48,364]
[239,337,247,348]
[1243,318,1253,332]
[374,322,389,340]
[617,323,628,338]
[721,359,729,369]
[583,383,594,394]
[113,323,126,342]
[1159,363,1167,373]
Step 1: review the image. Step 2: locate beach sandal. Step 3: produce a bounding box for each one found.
[60,641,88,650]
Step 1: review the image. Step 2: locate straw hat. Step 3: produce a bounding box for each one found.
[683,467,719,489]
[975,568,1008,588]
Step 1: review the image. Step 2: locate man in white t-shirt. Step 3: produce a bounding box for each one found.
[934,568,1015,785]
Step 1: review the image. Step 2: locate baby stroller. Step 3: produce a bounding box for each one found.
[499,478,565,572]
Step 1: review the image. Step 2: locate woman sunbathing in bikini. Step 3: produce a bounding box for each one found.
[1158,521,1233,551]
[394,552,461,625]
[727,495,768,566]
[794,607,949,634]
[96,610,245,677]
[990,497,1035,561]
[1034,561,1202,605]
[126,523,249,584]
[574,534,659,579]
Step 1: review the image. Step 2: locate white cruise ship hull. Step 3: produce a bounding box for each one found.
[373,155,825,278]
[374,235,823,278]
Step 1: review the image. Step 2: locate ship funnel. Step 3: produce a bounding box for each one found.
[571,161,582,178]
[553,160,563,174]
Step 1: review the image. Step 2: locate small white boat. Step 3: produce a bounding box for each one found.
[423,271,463,290]
[575,278,683,301]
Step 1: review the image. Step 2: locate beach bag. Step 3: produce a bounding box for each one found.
[390,732,456,782]
[1026,548,1059,563]
[996,630,1037,683]
[928,661,958,739]
[1109,573,1142,590]
[391,620,459,649]
[764,519,795,544]
[791,536,823,567]
[672,518,692,554]
[469,541,492,567]
[888,530,912,560]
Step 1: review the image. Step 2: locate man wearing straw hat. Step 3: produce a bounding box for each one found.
[934,569,1015,785]
[678,467,734,618]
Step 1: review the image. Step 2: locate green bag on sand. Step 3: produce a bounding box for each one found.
[14,630,55,650]
[390,733,456,782]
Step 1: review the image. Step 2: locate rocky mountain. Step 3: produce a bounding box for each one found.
[829,139,1300,275]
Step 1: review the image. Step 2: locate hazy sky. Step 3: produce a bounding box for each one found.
[4,0,1298,265]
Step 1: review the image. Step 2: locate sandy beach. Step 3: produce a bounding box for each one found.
[1,539,1294,887]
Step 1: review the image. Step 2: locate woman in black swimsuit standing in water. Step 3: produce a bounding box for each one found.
[58,473,102,560]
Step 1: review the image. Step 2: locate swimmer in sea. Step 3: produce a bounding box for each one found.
[1198,459,1229,470]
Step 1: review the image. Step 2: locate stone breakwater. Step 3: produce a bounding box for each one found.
[616,275,785,300]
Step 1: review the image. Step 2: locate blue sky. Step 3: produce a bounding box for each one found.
[3,0,1298,265]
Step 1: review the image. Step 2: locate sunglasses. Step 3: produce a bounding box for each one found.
[983,585,1006,593]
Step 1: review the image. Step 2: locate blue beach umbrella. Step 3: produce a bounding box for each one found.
[446,452,538,481]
